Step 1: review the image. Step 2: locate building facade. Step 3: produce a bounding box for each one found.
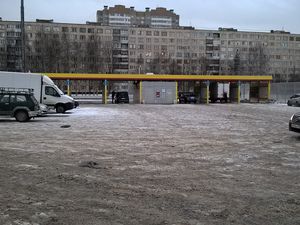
[0,5,300,82]
[97,5,179,28]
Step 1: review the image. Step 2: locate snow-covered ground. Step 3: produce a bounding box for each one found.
[0,104,300,225]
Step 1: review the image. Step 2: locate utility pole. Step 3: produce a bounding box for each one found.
[21,0,26,72]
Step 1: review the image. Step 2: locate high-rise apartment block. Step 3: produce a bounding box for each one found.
[97,5,179,28]
[0,5,300,81]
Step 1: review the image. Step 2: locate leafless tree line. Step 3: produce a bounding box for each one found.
[219,44,270,76]
[25,32,113,73]
[1,32,299,82]
[136,44,272,77]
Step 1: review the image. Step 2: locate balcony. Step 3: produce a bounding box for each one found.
[113,54,128,58]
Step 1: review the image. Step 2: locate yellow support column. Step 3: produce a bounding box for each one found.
[175,81,178,104]
[267,81,271,100]
[139,81,143,104]
[237,81,241,104]
[103,80,108,104]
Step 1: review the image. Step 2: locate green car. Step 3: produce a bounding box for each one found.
[0,88,40,122]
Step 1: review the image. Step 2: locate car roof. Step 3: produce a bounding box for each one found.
[291,94,300,97]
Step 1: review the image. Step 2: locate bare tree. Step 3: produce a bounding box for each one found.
[233,49,241,75]
[0,41,7,71]
[27,31,62,72]
[246,44,269,75]
[222,44,269,76]
[60,33,72,73]
[198,55,208,75]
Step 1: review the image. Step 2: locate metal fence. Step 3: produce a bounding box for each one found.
[271,82,300,103]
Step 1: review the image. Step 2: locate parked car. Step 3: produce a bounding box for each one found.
[178,92,197,104]
[289,112,300,133]
[115,91,129,104]
[0,88,40,122]
[287,94,300,107]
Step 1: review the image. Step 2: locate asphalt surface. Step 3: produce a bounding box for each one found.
[0,104,300,225]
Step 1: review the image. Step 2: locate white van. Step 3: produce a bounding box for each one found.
[0,71,77,113]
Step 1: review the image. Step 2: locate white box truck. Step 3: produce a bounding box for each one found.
[0,71,76,113]
[210,82,230,103]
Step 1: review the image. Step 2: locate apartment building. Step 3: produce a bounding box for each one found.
[218,28,300,80]
[97,5,179,28]
[0,5,300,81]
[0,19,114,73]
[126,27,300,80]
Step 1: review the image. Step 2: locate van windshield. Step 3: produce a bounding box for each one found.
[54,85,64,95]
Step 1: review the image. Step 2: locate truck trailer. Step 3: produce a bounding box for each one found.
[0,71,76,113]
[210,82,230,103]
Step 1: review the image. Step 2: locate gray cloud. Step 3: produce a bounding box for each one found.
[0,0,299,33]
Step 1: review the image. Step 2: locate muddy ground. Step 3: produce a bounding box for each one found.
[0,104,300,225]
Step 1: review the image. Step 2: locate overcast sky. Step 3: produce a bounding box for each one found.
[0,0,300,33]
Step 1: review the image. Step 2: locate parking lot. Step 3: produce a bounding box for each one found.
[0,104,300,225]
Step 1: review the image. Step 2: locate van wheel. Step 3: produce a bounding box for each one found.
[15,110,29,122]
[56,105,65,113]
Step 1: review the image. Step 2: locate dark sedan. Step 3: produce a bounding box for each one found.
[178,92,197,104]
[287,94,300,107]
[289,112,300,133]
[115,91,129,104]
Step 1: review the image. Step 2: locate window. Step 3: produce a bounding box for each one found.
[0,94,10,103]
[161,45,167,50]
[62,27,69,32]
[88,28,94,33]
[15,95,26,102]
[71,27,77,32]
[169,32,176,37]
[80,28,86,33]
[44,27,51,32]
[154,31,159,36]
[138,38,144,43]
[45,87,59,97]
[146,31,152,36]
[161,31,167,36]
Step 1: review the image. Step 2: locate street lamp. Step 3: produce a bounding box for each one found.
[21,0,26,72]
